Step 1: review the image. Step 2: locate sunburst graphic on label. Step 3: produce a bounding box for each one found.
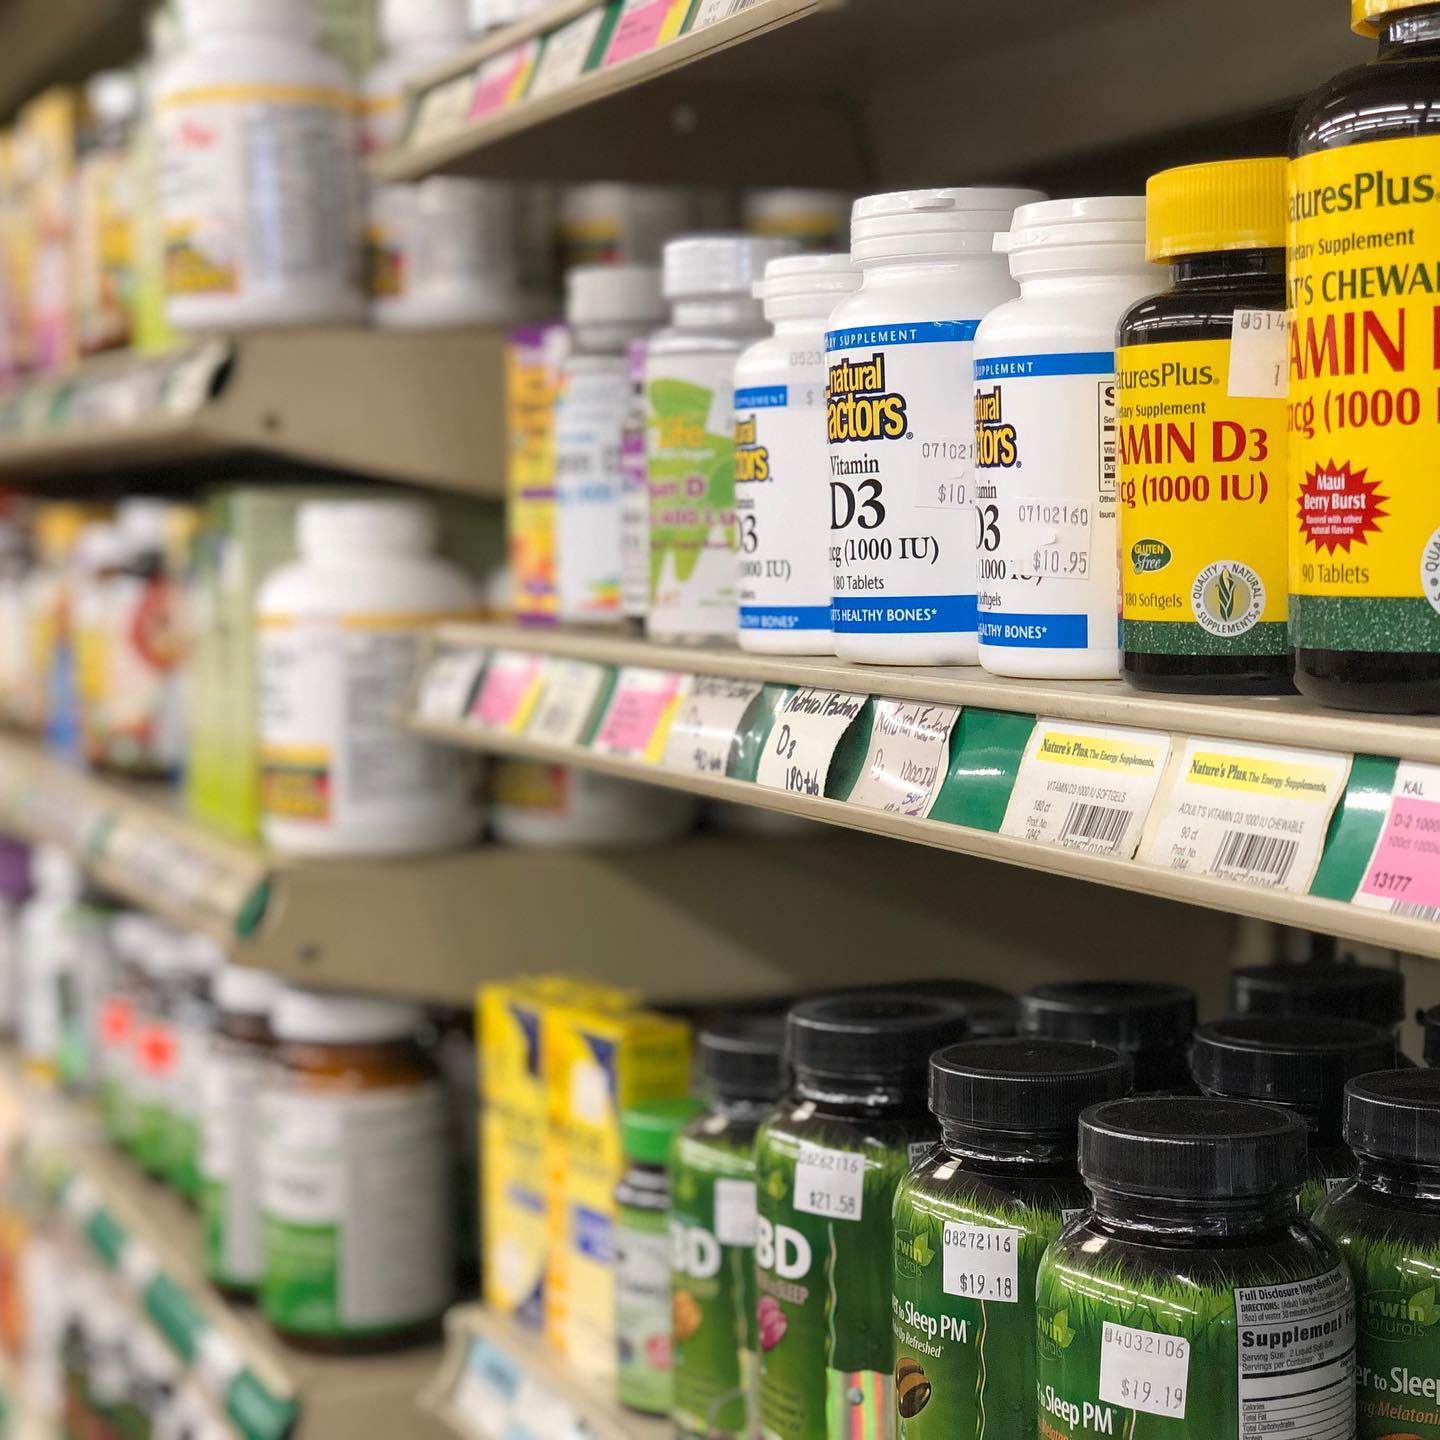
[1297,459,1388,555]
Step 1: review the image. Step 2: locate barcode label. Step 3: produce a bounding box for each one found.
[1210,830,1300,886]
[1391,900,1440,923]
[1057,801,1133,853]
[689,0,754,26]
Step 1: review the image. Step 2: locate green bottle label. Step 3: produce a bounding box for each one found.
[671,1130,758,1439]
[890,1166,1082,1439]
[756,1118,929,1440]
[1035,1238,1354,1439]
[617,1202,674,1414]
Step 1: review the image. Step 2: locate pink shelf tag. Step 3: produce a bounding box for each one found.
[469,40,539,120]
[593,668,686,759]
[1357,763,1440,919]
[471,651,545,731]
[602,0,691,66]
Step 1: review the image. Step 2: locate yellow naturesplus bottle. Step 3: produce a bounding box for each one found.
[1118,158,1293,693]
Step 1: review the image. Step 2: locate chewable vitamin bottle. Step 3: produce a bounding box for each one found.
[1018,980,1197,1093]
[672,1021,788,1440]
[1231,959,1406,1036]
[1191,1015,1397,1214]
[1118,159,1293,693]
[890,1039,1127,1440]
[615,1097,705,1416]
[755,993,968,1440]
[974,197,1153,679]
[828,187,1045,666]
[1315,1070,1440,1435]
[1037,1097,1355,1440]
[734,252,860,655]
[1290,3,1440,711]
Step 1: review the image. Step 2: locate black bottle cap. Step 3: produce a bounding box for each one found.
[929,1039,1128,1136]
[1421,1004,1440,1067]
[1079,1096,1306,1200]
[1191,1016,1397,1117]
[699,1019,788,1102]
[1231,962,1404,1029]
[1344,1068,1440,1165]
[892,980,1019,1038]
[786,992,969,1083]
[1018,981,1197,1088]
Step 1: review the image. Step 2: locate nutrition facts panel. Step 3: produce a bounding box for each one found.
[1234,1265,1355,1438]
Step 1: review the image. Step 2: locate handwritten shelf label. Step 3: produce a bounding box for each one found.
[1002,721,1171,859]
[755,688,866,797]
[846,700,957,818]
[1139,737,1350,893]
[592,668,687,760]
[661,676,763,776]
[1355,761,1440,924]
[471,651,545,732]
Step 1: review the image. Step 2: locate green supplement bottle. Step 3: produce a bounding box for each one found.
[890,1039,1127,1439]
[1191,1015,1396,1214]
[755,993,968,1440]
[1316,1069,1440,1438]
[1231,960,1405,1037]
[1018,981,1197,1092]
[616,1096,704,1415]
[671,1020,788,1440]
[1036,1096,1355,1439]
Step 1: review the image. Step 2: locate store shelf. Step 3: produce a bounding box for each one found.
[0,329,506,495]
[0,0,144,122]
[424,1305,666,1440]
[376,0,1357,187]
[408,622,1440,963]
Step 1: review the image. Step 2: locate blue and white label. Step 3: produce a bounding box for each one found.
[735,346,831,645]
[826,317,984,655]
[973,349,1121,672]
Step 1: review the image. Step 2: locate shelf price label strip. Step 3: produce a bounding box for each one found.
[755,687,868,797]
[841,699,960,820]
[592,667,688,760]
[661,676,766,777]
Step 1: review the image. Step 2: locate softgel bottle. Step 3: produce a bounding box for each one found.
[828,187,1044,666]
[646,234,796,642]
[974,197,1153,678]
[734,252,859,654]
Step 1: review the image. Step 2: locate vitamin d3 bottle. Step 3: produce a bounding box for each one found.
[1290,2,1440,710]
[672,1021,788,1440]
[1037,1097,1355,1440]
[975,197,1153,678]
[1191,1015,1396,1213]
[890,1039,1126,1440]
[647,234,796,642]
[1018,980,1197,1093]
[1118,159,1292,693]
[734,253,860,654]
[828,187,1043,665]
[755,993,967,1440]
[1315,1070,1440,1435]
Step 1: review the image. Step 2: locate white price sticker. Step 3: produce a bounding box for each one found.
[755,688,866,796]
[714,1178,758,1247]
[1010,496,1093,580]
[525,659,609,746]
[529,9,606,97]
[415,648,487,723]
[661,675,763,776]
[1099,1321,1190,1420]
[1139,736,1350,893]
[942,1222,1019,1303]
[1002,721,1171,859]
[845,701,957,818]
[1228,309,1289,399]
[689,0,757,25]
[793,1142,864,1222]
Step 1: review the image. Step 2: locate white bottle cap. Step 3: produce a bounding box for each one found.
[995,195,1149,279]
[75,523,131,573]
[380,0,467,45]
[471,0,543,30]
[179,0,322,38]
[754,251,859,319]
[180,932,227,977]
[661,233,799,302]
[297,499,437,560]
[111,912,161,961]
[850,187,1048,264]
[272,987,425,1044]
[564,264,666,328]
[116,498,173,550]
[214,963,283,1017]
[85,71,140,127]
[31,845,81,900]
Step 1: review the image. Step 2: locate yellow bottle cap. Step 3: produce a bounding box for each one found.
[1145,158,1288,262]
[1353,0,1431,35]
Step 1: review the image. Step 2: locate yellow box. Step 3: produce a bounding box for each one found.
[542,1000,691,1378]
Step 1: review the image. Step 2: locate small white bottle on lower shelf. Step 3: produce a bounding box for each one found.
[256,500,482,857]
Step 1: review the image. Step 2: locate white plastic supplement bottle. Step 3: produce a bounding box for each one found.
[365,0,519,328]
[559,184,696,269]
[158,0,363,329]
[619,336,651,628]
[646,233,796,642]
[490,762,700,848]
[828,187,1044,665]
[256,500,482,857]
[975,197,1154,679]
[734,252,859,654]
[555,264,666,623]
